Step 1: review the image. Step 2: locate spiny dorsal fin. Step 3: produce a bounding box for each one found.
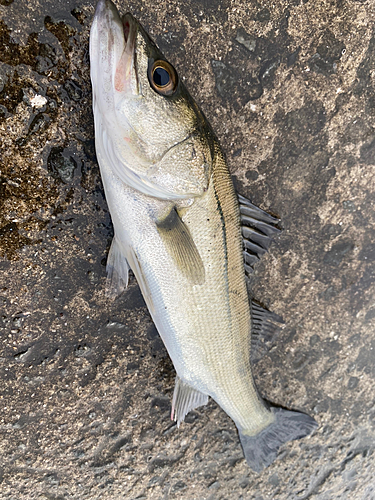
[156,208,205,286]
[250,300,285,364]
[171,376,208,427]
[105,236,130,298]
[238,193,281,276]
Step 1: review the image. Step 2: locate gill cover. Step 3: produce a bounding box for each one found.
[90,0,214,200]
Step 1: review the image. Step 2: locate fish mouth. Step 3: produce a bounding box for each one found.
[121,13,138,68]
[92,0,138,95]
[122,13,137,49]
[117,12,138,93]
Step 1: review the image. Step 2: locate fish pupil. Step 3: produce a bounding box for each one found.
[153,67,170,87]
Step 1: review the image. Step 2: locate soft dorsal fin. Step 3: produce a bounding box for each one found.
[105,236,130,298]
[250,300,285,364]
[171,376,209,427]
[238,193,281,276]
[156,208,205,286]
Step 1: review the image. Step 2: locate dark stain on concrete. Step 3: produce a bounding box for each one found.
[308,29,346,76]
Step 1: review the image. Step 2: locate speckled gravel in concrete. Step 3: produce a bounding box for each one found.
[1,0,375,499]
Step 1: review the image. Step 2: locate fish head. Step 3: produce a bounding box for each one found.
[90,0,215,200]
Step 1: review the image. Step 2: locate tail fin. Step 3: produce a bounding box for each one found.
[238,406,318,473]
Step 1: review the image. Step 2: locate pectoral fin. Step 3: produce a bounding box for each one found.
[156,208,205,285]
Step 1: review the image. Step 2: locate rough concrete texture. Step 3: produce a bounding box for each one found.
[1,0,375,498]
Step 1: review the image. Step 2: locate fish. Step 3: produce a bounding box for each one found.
[89,0,318,472]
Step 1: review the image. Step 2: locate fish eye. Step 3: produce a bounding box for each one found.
[149,60,178,96]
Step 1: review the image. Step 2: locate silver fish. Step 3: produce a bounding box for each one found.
[89,0,317,472]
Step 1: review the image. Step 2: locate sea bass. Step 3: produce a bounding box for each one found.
[90,0,317,472]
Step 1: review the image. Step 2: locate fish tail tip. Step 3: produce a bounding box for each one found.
[238,407,318,473]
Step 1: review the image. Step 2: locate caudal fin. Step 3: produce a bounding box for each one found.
[238,406,318,473]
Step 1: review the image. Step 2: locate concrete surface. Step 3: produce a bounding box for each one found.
[1,0,375,498]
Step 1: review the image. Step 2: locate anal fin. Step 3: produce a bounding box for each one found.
[171,376,208,427]
[238,193,281,276]
[105,236,130,298]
